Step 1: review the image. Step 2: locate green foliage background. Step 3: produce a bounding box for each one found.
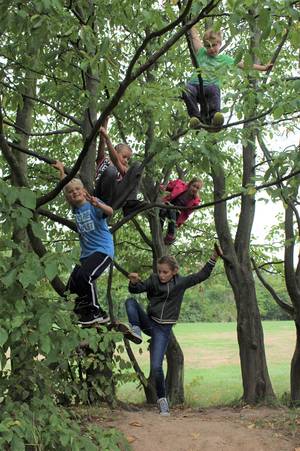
[0,0,299,447]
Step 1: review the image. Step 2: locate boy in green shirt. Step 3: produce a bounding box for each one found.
[183,28,273,129]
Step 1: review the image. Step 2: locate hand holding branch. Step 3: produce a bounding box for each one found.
[128,272,141,284]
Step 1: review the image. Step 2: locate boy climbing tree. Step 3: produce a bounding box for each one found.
[182,26,273,130]
[52,161,114,326]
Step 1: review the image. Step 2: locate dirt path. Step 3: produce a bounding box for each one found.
[100,406,300,451]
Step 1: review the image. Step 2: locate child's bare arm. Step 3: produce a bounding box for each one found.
[85,192,113,217]
[52,160,66,180]
[128,272,141,284]
[96,117,109,165]
[237,61,274,72]
[99,127,127,175]
[188,26,202,53]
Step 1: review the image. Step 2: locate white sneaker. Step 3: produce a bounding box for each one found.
[157,397,170,416]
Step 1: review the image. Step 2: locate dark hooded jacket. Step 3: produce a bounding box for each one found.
[128,259,216,324]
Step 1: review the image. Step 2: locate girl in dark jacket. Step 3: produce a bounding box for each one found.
[124,247,221,416]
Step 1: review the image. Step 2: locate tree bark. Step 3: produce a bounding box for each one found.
[212,160,275,404]
[291,321,300,403]
[166,331,184,404]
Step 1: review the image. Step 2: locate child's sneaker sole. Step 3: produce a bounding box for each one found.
[110,321,142,344]
[212,112,224,127]
[189,116,201,129]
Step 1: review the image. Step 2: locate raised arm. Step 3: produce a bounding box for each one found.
[188,26,202,53]
[99,127,128,175]
[96,116,109,165]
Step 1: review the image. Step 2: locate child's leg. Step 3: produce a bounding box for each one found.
[182,83,201,119]
[204,84,221,122]
[125,298,153,336]
[149,323,173,399]
[94,165,118,205]
[112,162,144,211]
[159,208,168,230]
[166,210,177,236]
[69,252,112,319]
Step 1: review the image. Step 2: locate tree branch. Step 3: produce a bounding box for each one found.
[4,119,81,137]
[252,257,294,315]
[35,1,220,208]
[1,81,82,126]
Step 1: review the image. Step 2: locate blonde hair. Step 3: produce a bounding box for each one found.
[157,255,179,271]
[203,29,222,47]
[63,178,84,195]
[115,143,132,154]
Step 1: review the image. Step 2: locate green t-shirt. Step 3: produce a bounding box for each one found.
[189,47,235,87]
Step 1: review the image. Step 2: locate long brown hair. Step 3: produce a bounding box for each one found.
[157,255,179,271]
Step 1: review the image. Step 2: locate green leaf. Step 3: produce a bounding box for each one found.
[18,267,39,288]
[2,268,18,287]
[11,435,25,451]
[30,221,46,239]
[40,335,51,354]
[18,188,36,209]
[0,328,8,346]
[44,260,59,281]
[39,313,53,332]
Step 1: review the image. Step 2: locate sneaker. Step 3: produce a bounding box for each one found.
[129,325,143,344]
[189,116,201,129]
[78,311,110,326]
[110,322,143,344]
[164,233,176,245]
[157,397,170,416]
[211,112,224,127]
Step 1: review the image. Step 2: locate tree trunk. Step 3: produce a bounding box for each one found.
[10,70,37,402]
[80,64,98,192]
[291,320,300,403]
[212,156,275,404]
[166,331,184,404]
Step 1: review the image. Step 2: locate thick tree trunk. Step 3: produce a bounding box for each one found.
[212,151,275,403]
[285,204,300,403]
[166,331,184,404]
[10,71,37,402]
[234,278,274,402]
[291,321,300,403]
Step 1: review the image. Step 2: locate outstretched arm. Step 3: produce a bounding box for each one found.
[99,127,128,175]
[237,61,274,72]
[188,26,202,53]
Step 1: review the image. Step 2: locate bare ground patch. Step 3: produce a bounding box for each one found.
[95,405,300,451]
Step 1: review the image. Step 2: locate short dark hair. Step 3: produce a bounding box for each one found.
[157,255,179,271]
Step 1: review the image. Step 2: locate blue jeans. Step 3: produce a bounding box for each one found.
[125,298,173,399]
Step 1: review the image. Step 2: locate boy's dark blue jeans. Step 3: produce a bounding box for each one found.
[182,82,221,122]
[125,298,173,399]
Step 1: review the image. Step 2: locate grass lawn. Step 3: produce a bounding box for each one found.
[117,321,295,407]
